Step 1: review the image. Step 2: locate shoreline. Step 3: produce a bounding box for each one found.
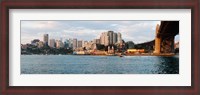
[21,53,178,57]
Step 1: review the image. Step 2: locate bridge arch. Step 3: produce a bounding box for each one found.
[154,21,179,54]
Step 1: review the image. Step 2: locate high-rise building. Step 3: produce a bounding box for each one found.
[100,32,106,45]
[49,39,55,48]
[77,40,83,48]
[56,40,64,48]
[105,35,109,46]
[73,38,77,50]
[113,33,118,44]
[108,31,114,45]
[100,31,121,46]
[117,32,122,43]
[100,32,109,46]
[43,34,49,46]
[82,40,85,47]
[64,39,70,48]
[68,38,73,48]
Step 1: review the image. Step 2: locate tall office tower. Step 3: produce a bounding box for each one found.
[68,38,73,48]
[77,40,83,48]
[108,31,114,45]
[100,32,109,46]
[104,35,109,46]
[64,39,70,48]
[60,41,64,48]
[73,38,77,50]
[43,34,49,46]
[82,40,85,47]
[100,32,105,45]
[117,32,122,43]
[113,33,118,44]
[49,39,56,48]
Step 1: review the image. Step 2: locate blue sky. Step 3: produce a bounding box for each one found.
[21,21,179,44]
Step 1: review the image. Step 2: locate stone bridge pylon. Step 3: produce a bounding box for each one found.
[154,21,179,54]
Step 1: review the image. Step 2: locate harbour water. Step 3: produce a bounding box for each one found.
[21,55,179,74]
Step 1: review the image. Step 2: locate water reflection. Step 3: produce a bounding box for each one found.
[21,55,179,74]
[156,57,179,74]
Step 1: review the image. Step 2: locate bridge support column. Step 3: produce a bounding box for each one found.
[154,24,161,54]
[160,37,174,53]
[154,37,161,54]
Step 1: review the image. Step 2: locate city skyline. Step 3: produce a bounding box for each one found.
[29,30,124,50]
[21,21,180,44]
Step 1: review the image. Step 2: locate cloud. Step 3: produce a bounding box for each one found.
[21,21,161,44]
[21,21,58,29]
[113,21,160,43]
[110,24,118,27]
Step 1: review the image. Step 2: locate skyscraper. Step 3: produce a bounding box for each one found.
[68,38,73,48]
[113,33,118,44]
[100,32,109,46]
[108,31,114,45]
[100,32,106,45]
[49,39,55,48]
[73,38,77,50]
[82,40,85,47]
[64,39,70,48]
[77,40,83,48]
[105,35,109,46]
[117,32,122,43]
[43,34,49,46]
[100,31,121,46]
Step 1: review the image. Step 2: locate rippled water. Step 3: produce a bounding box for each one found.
[21,55,179,74]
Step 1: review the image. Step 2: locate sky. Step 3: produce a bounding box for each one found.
[21,21,179,44]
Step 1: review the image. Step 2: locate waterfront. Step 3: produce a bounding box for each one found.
[21,55,179,74]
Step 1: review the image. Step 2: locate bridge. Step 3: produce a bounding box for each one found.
[154,21,179,54]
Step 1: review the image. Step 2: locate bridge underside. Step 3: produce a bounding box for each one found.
[154,21,179,54]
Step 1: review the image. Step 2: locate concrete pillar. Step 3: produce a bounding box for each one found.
[160,37,174,53]
[154,24,161,54]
